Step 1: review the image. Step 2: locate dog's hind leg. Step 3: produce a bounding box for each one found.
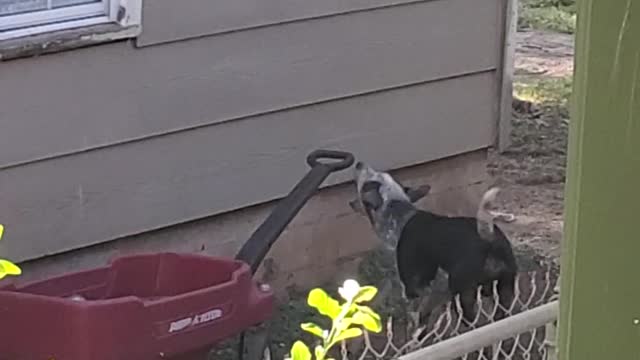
[495,273,516,321]
[448,266,482,327]
[458,289,478,327]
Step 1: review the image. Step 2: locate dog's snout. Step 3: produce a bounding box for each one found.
[355,161,364,170]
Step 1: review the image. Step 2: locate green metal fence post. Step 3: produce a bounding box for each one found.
[558,1,640,359]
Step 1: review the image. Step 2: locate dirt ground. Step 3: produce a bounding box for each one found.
[514,30,574,78]
[489,29,574,265]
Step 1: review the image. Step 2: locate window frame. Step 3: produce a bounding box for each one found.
[0,0,136,42]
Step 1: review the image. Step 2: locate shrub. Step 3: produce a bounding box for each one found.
[519,0,577,33]
[287,279,382,360]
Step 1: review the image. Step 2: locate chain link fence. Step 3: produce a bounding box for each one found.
[338,270,559,360]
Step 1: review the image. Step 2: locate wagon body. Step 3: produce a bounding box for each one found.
[0,252,273,359]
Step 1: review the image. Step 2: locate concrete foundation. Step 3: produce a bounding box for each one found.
[17,149,489,292]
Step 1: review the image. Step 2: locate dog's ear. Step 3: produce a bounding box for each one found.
[404,184,431,203]
[349,199,365,214]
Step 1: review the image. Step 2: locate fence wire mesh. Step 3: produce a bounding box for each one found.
[337,270,559,360]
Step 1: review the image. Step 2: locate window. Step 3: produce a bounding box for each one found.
[0,0,139,41]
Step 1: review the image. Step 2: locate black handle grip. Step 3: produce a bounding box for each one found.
[306,150,355,171]
[235,149,355,274]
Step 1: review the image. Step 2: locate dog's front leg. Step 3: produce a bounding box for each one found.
[407,297,423,338]
[400,276,424,336]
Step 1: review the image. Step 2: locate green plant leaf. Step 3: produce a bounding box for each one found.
[290,341,312,360]
[0,259,21,279]
[0,225,22,280]
[355,305,380,317]
[301,322,325,338]
[352,286,377,303]
[308,288,341,319]
[351,309,382,333]
[333,327,363,343]
[335,317,353,332]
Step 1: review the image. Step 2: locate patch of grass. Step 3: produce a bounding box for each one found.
[514,76,573,108]
[519,0,577,34]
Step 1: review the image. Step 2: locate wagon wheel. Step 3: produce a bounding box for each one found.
[239,325,272,360]
[203,325,271,360]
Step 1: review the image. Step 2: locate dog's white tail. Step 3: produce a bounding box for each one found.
[476,187,500,241]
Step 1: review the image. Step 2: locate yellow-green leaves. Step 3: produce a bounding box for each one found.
[290,279,383,360]
[300,323,325,338]
[351,286,377,303]
[0,260,21,280]
[308,288,341,319]
[0,224,21,280]
[332,327,363,343]
[290,341,311,360]
[350,305,382,333]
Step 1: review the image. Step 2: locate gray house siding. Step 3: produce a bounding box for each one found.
[0,0,507,262]
[138,0,429,47]
[137,0,495,47]
[0,0,502,167]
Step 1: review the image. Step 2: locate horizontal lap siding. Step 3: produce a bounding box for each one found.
[0,0,502,168]
[137,0,428,46]
[0,72,496,262]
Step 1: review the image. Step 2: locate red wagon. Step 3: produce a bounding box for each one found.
[0,150,355,360]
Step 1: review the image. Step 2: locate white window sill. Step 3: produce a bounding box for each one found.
[0,0,141,61]
[0,22,140,61]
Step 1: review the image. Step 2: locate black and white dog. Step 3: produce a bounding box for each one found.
[349,161,517,325]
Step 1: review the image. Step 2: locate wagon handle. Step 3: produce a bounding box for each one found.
[306,149,354,171]
[235,149,355,274]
